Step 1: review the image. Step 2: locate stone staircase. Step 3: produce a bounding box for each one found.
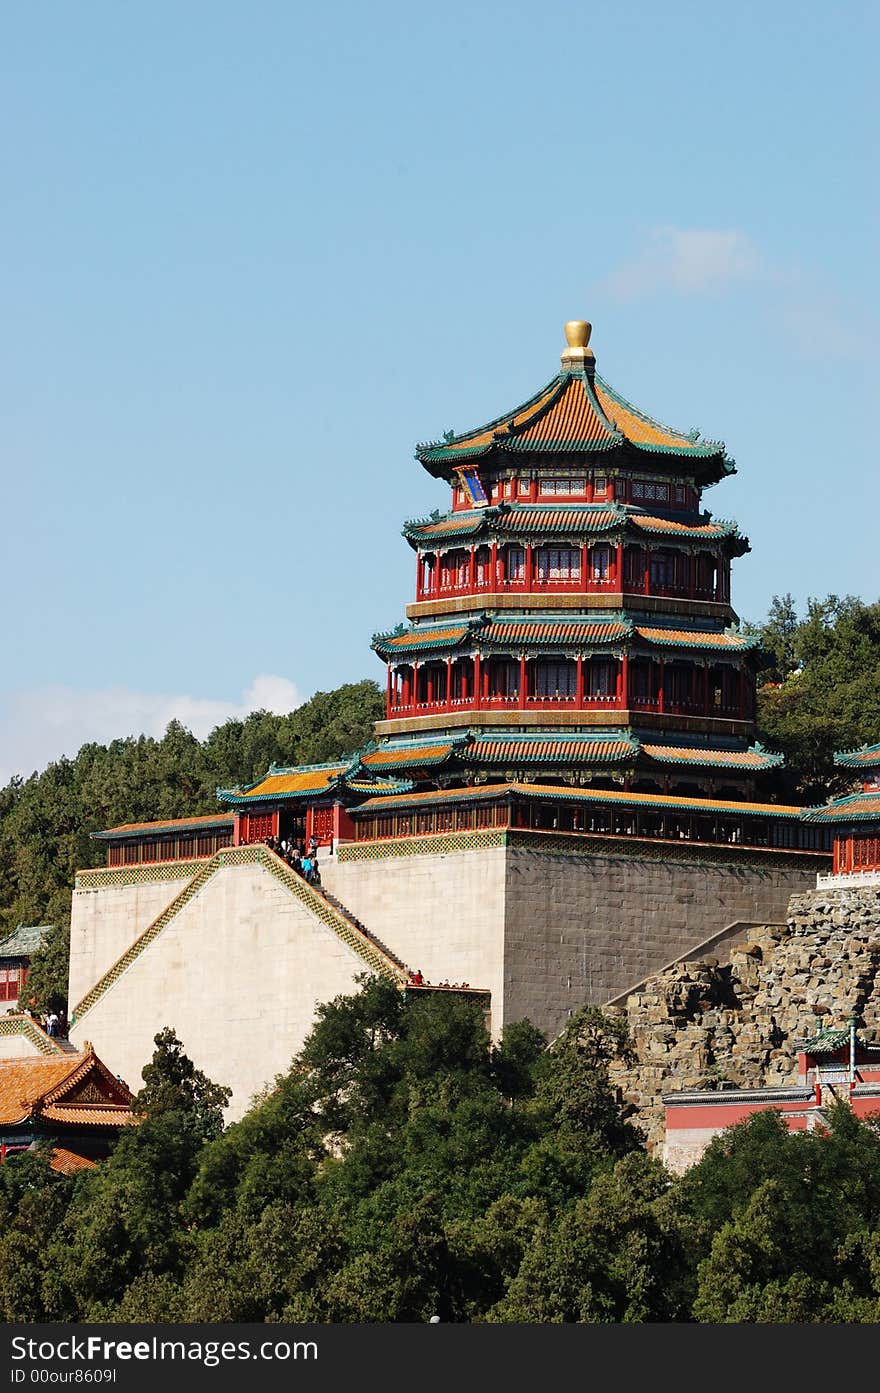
[320,889,410,974]
[71,843,410,1028]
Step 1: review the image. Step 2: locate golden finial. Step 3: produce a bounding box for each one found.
[561,319,595,367]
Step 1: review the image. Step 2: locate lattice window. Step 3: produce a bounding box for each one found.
[650,550,675,587]
[536,546,581,580]
[534,661,577,697]
[632,480,669,503]
[538,475,586,496]
[589,545,611,580]
[588,660,616,698]
[312,807,334,841]
[505,546,526,580]
[853,837,880,869]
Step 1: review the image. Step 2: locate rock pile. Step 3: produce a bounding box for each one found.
[604,886,880,1149]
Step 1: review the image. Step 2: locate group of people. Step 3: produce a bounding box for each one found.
[19,1005,68,1038]
[406,970,471,990]
[265,834,322,887]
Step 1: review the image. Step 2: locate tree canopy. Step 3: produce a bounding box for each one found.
[749,594,880,801]
[4,986,880,1323]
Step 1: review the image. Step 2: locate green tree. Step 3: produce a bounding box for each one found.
[44,1029,230,1319]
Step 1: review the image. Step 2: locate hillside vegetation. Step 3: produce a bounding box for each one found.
[3,986,880,1323]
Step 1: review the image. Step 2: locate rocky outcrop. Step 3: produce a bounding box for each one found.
[605,887,880,1149]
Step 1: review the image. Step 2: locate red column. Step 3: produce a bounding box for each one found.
[576,656,584,707]
[613,542,623,587]
[491,542,499,587]
[525,544,533,591]
[233,814,243,847]
[687,552,696,600]
[468,548,476,591]
[529,476,538,503]
[386,665,393,713]
[446,658,453,709]
[473,653,482,710]
[582,543,589,590]
[607,476,616,501]
[643,549,651,594]
[658,660,665,714]
[426,668,435,705]
[519,654,527,703]
[621,652,629,708]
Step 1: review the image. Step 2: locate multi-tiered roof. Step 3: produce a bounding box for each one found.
[367,319,775,799]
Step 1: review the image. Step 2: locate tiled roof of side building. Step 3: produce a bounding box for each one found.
[360,742,461,770]
[93,813,235,840]
[218,761,415,804]
[218,764,349,803]
[351,782,805,819]
[835,743,880,769]
[0,924,52,959]
[802,793,880,823]
[40,1105,138,1127]
[0,1051,134,1128]
[49,1148,97,1175]
[642,743,784,770]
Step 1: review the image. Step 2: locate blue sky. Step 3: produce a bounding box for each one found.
[2,0,876,780]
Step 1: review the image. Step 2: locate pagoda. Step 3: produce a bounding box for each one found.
[367,319,780,800]
[209,317,827,863]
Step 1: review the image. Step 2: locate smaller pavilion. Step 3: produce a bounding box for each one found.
[0,924,51,1010]
[0,1038,135,1166]
[664,1019,880,1172]
[803,742,880,884]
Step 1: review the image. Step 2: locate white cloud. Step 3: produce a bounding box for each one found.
[601,226,762,301]
[0,674,304,783]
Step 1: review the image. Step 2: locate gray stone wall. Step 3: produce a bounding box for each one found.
[503,844,819,1039]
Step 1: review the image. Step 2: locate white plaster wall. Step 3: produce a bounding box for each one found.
[322,848,507,1035]
[0,1031,48,1059]
[69,863,366,1120]
[69,875,197,1012]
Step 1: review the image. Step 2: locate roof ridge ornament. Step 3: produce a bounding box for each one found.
[561,319,595,371]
